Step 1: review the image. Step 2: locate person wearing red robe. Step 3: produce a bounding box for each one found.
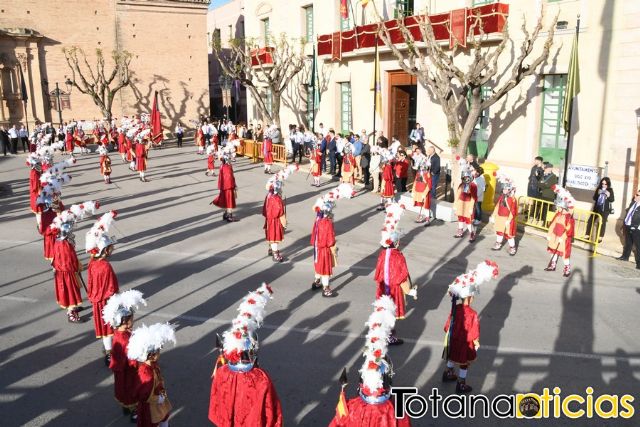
[212,155,238,222]
[28,158,42,214]
[374,247,410,345]
[65,130,74,155]
[196,126,205,155]
[51,227,83,323]
[263,186,286,262]
[126,136,135,166]
[263,137,274,174]
[545,185,576,277]
[411,157,432,224]
[309,144,322,187]
[377,156,395,211]
[453,168,478,242]
[310,209,337,297]
[491,178,518,255]
[87,244,119,364]
[99,150,113,184]
[38,196,64,260]
[205,145,216,176]
[393,151,409,194]
[134,138,151,182]
[117,129,127,162]
[341,147,356,186]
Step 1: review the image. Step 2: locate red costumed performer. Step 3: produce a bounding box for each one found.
[263,134,274,174]
[65,128,74,155]
[311,184,354,298]
[545,185,576,277]
[196,126,205,155]
[50,201,99,323]
[97,145,113,184]
[374,203,416,345]
[209,283,283,427]
[453,161,478,242]
[491,175,518,255]
[442,260,499,394]
[211,147,239,222]
[341,145,356,185]
[38,157,75,258]
[410,155,432,224]
[86,210,120,365]
[134,131,151,182]
[263,165,297,262]
[329,296,410,427]
[309,139,322,187]
[27,153,42,214]
[117,128,127,162]
[377,149,395,211]
[128,323,176,427]
[103,290,147,422]
[205,144,216,176]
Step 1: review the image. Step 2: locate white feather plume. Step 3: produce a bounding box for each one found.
[127,323,177,362]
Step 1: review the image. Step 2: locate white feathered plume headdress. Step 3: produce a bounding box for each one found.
[266,164,299,192]
[221,283,273,364]
[448,260,499,299]
[85,210,118,255]
[127,323,177,362]
[312,183,355,215]
[359,296,397,398]
[50,200,99,233]
[380,203,405,248]
[102,289,147,328]
[497,173,515,193]
[552,184,575,210]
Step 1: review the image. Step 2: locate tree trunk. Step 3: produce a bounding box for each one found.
[271,92,281,128]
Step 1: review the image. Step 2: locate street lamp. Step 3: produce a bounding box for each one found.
[48,78,73,126]
[218,74,233,119]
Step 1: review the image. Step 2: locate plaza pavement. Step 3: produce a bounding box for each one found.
[0,144,638,426]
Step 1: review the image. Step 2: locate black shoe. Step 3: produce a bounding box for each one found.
[311,281,322,291]
[388,335,404,346]
[129,410,138,423]
[104,352,111,367]
[616,256,629,261]
[122,407,131,415]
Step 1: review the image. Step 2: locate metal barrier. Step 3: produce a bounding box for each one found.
[239,140,288,165]
[516,196,602,255]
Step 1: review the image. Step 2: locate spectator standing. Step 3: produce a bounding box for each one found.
[360,136,371,189]
[394,150,409,197]
[175,122,184,148]
[616,190,640,269]
[352,134,363,181]
[19,125,28,152]
[8,124,18,154]
[527,156,544,197]
[328,131,337,175]
[426,146,441,200]
[409,123,425,151]
[537,163,558,225]
[292,126,304,164]
[0,126,9,156]
[585,177,614,242]
[334,134,345,177]
[472,165,486,225]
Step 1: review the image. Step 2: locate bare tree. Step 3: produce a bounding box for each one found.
[371,4,557,175]
[63,47,132,121]
[212,33,306,128]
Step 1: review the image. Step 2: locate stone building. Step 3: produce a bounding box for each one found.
[238,0,640,245]
[0,0,210,135]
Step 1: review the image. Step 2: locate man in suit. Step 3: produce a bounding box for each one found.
[327,130,337,175]
[0,126,9,156]
[426,146,441,200]
[537,163,558,225]
[617,190,640,269]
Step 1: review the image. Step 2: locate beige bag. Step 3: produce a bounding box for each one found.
[148,370,172,423]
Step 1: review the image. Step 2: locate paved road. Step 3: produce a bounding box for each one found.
[0,146,638,426]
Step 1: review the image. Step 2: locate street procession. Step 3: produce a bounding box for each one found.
[1,1,640,426]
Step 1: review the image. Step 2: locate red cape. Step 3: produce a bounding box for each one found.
[374,248,409,318]
[263,193,284,242]
[444,304,480,364]
[310,217,336,276]
[208,364,283,427]
[329,396,411,427]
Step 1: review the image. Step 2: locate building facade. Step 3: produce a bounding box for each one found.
[238,0,640,244]
[0,0,210,134]
[207,0,247,123]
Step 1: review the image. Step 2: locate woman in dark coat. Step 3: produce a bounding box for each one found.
[586,177,614,241]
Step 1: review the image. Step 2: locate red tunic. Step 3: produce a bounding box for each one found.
[394,160,409,178]
[547,211,575,258]
[310,217,336,276]
[65,132,74,152]
[263,193,285,242]
[135,143,148,172]
[493,195,518,238]
[29,169,41,213]
[374,248,409,319]
[135,362,169,427]
[87,259,119,338]
[381,164,394,197]
[208,365,283,427]
[412,170,432,209]
[110,330,138,407]
[117,133,126,154]
[311,149,322,177]
[454,183,478,223]
[126,138,134,161]
[207,154,215,171]
[100,155,112,176]
[196,129,205,147]
[263,138,274,165]
[51,239,83,309]
[39,201,64,259]
[329,396,411,427]
[212,163,237,209]
[444,304,479,365]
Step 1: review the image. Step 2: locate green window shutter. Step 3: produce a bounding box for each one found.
[340,83,352,133]
[472,0,494,6]
[538,74,567,166]
[394,0,414,18]
[468,86,491,159]
[305,6,314,42]
[263,18,270,42]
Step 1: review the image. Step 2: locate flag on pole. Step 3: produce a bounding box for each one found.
[310,44,321,108]
[370,42,382,118]
[335,389,349,419]
[562,33,580,135]
[361,0,370,7]
[340,0,349,19]
[151,91,163,144]
[18,63,28,102]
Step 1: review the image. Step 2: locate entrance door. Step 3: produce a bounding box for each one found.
[387,71,417,147]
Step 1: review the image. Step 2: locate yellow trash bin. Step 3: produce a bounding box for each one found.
[481,161,499,212]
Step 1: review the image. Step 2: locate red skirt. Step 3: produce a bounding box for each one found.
[314,247,333,276]
[264,151,274,165]
[118,141,126,154]
[114,368,138,407]
[213,189,236,209]
[381,180,394,198]
[311,163,321,177]
[329,397,411,427]
[30,191,39,213]
[54,271,82,308]
[137,400,168,427]
[92,300,114,338]
[448,337,477,365]
[376,282,406,319]
[136,157,147,172]
[66,138,74,152]
[265,219,284,242]
[457,215,473,224]
[207,156,215,170]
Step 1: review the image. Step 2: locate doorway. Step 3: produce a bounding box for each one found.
[387,71,417,147]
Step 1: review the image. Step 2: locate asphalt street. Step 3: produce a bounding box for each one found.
[0,144,639,426]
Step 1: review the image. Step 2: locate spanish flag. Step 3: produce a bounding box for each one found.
[335,389,349,419]
[340,0,349,19]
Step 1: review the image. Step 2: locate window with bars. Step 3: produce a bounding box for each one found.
[538,74,568,166]
[304,6,314,42]
[394,0,414,18]
[472,0,494,6]
[262,18,270,43]
[340,82,352,134]
[468,86,491,159]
